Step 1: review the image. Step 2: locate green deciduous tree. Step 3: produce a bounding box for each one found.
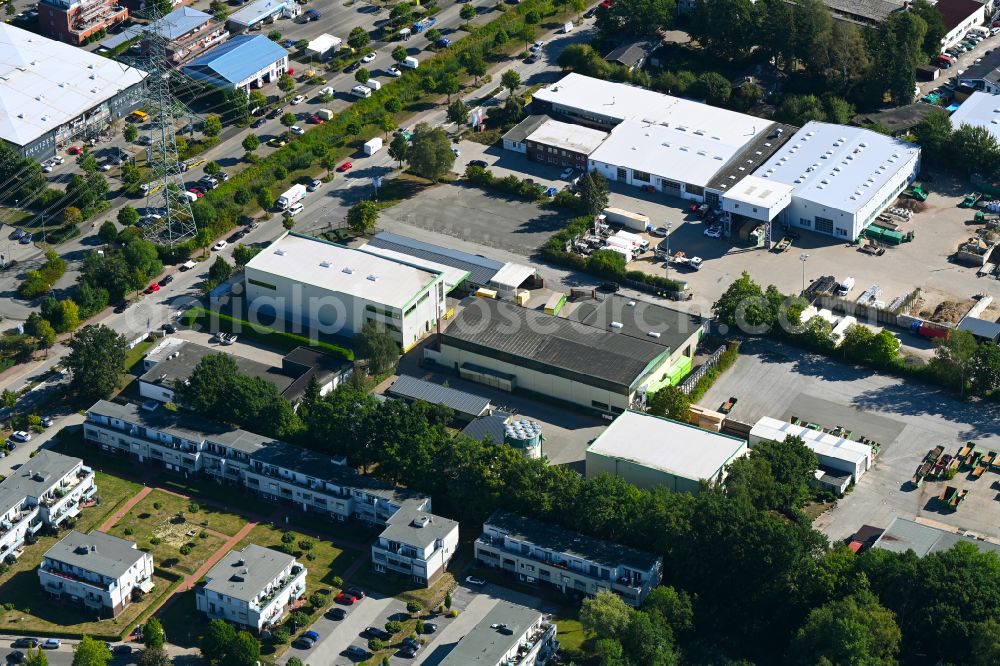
[447,98,470,125]
[65,325,127,399]
[392,46,408,62]
[407,123,455,182]
[123,123,138,142]
[389,133,410,167]
[278,73,296,94]
[581,590,633,640]
[72,636,112,666]
[500,69,521,94]
[931,329,978,396]
[359,320,399,375]
[242,133,260,154]
[788,590,901,666]
[203,114,222,137]
[23,648,47,666]
[913,109,954,164]
[143,617,165,650]
[347,200,379,234]
[348,26,370,50]
[692,71,732,106]
[725,436,817,513]
[647,385,690,421]
[712,272,772,332]
[356,67,371,84]
[136,648,170,666]
[460,3,476,19]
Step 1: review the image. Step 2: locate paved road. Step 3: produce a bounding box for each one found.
[282,593,395,666]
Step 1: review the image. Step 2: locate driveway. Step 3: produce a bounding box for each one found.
[281,593,395,666]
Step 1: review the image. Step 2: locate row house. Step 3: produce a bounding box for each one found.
[143,7,230,67]
[195,544,306,633]
[371,506,459,586]
[85,400,457,587]
[39,530,154,617]
[474,510,662,606]
[0,451,96,562]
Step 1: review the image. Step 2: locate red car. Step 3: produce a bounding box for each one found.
[145,282,160,294]
[335,592,357,605]
[337,161,353,172]
[67,146,82,155]
[188,187,203,197]
[309,115,324,124]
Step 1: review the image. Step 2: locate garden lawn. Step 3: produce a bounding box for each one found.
[104,489,228,576]
[0,472,176,640]
[235,523,359,595]
[156,589,200,648]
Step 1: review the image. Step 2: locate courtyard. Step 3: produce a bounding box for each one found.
[696,339,1000,544]
[0,472,181,640]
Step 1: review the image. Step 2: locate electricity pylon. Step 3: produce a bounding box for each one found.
[138,3,197,248]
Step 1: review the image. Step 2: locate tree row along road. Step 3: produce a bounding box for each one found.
[0,11,599,396]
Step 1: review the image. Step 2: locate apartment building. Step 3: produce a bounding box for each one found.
[39,530,154,617]
[372,505,459,586]
[196,544,306,632]
[0,451,97,562]
[474,511,662,606]
[38,0,127,45]
[439,600,558,666]
[143,7,229,67]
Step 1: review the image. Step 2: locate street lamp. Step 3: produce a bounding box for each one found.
[799,253,810,294]
[664,222,673,280]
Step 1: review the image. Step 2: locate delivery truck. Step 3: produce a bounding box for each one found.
[600,207,651,232]
[317,108,334,120]
[277,184,307,210]
[365,79,382,91]
[364,138,383,155]
[402,56,419,69]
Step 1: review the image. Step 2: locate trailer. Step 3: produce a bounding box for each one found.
[363,137,383,156]
[600,207,650,232]
[412,16,437,33]
[926,445,945,462]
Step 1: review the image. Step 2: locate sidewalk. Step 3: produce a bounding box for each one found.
[97,486,152,532]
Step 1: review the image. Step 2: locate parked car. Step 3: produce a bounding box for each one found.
[112,645,133,656]
[66,146,82,155]
[361,51,377,63]
[345,646,368,658]
[268,137,287,148]
[469,159,488,168]
[187,187,203,198]
[364,627,390,640]
[145,282,160,294]
[9,228,24,240]
[285,202,304,217]
[161,323,176,334]
[309,114,323,124]
[292,636,315,650]
[423,622,438,633]
[402,637,420,650]
[704,226,723,238]
[307,179,322,192]
[559,167,574,180]
[599,282,620,293]
[8,651,25,663]
[42,639,61,650]
[114,300,130,313]
[345,60,362,73]
[344,585,365,599]
[387,66,402,77]
[290,125,305,135]
[291,95,305,104]
[302,630,320,642]
[335,592,358,604]
[40,416,53,428]
[337,161,353,172]
[650,226,669,237]
[11,638,38,649]
[160,274,174,285]
[19,233,32,244]
[465,576,486,586]
[328,607,347,620]
[213,240,228,251]
[10,431,31,443]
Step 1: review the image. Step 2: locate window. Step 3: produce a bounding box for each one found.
[248,278,276,291]
[633,170,650,182]
[687,184,705,196]
[616,167,627,181]
[815,216,833,234]
[591,400,609,410]
[798,218,812,228]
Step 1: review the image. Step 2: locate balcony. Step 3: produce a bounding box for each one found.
[0,508,35,537]
[40,566,111,592]
[251,567,305,611]
[476,536,614,585]
[506,623,556,666]
[248,467,351,500]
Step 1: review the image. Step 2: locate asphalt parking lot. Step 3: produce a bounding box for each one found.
[380,183,573,257]
[697,338,1000,544]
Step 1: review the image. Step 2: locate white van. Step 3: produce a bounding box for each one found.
[835,277,855,296]
[402,56,419,69]
[351,84,372,98]
[182,191,198,202]
[365,79,382,91]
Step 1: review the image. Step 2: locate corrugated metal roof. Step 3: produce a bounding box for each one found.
[182,35,286,87]
[957,315,1000,341]
[873,516,1000,557]
[367,232,503,286]
[442,299,669,389]
[386,375,491,417]
[462,410,513,443]
[150,7,213,41]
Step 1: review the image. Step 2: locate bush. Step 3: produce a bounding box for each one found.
[153,502,162,510]
[385,620,404,634]
[149,537,162,545]
[368,638,385,651]
[406,600,423,614]
[298,539,314,551]
[332,576,344,588]
[271,628,290,644]
[188,502,200,513]
[282,532,295,543]
[179,544,192,555]
[123,527,134,535]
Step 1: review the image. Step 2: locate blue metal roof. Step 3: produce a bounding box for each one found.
[182,35,286,87]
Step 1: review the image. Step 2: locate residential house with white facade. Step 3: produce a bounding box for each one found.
[438,600,558,666]
[39,530,154,617]
[196,544,306,632]
[0,451,96,563]
[474,510,662,606]
[372,505,459,586]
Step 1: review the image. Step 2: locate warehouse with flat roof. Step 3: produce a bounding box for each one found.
[587,411,748,493]
[950,91,1000,142]
[428,298,676,415]
[532,73,786,203]
[0,24,147,159]
[749,416,873,481]
[244,232,445,351]
[745,121,920,241]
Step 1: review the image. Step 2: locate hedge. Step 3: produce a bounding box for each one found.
[180,306,354,361]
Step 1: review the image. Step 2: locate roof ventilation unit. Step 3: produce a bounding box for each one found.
[610,321,624,329]
[319,261,330,268]
[274,249,285,256]
[647,331,661,338]
[342,267,354,274]
[367,274,379,282]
